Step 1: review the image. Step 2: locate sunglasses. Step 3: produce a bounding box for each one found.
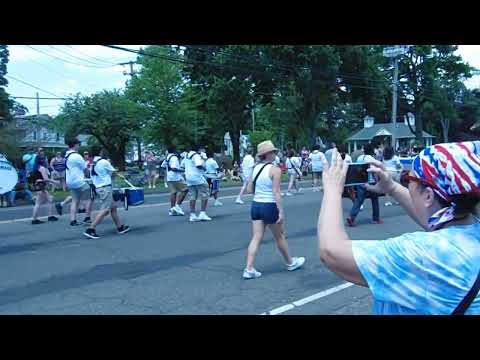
[400,171,449,199]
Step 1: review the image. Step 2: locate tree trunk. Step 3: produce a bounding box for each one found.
[414,102,423,144]
[440,116,449,143]
[109,142,126,171]
[136,137,143,169]
[230,128,241,165]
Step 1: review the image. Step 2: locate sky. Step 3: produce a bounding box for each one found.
[5,45,480,117]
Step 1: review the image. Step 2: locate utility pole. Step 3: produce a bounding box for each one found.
[251,100,255,132]
[36,92,40,115]
[119,61,137,77]
[383,46,410,151]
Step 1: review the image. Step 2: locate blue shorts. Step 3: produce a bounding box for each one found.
[251,201,279,224]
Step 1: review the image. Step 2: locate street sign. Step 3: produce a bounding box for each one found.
[383,46,411,58]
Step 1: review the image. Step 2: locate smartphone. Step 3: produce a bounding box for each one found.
[345,162,376,187]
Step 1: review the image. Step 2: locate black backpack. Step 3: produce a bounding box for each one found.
[27,170,46,191]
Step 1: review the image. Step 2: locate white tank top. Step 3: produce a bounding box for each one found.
[252,163,275,203]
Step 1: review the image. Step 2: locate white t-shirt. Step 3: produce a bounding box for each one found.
[287,156,301,175]
[272,156,281,167]
[205,158,220,177]
[91,156,115,188]
[344,154,353,164]
[357,154,376,163]
[309,150,324,172]
[184,151,207,186]
[162,154,184,182]
[65,150,87,189]
[241,154,255,180]
[383,156,402,173]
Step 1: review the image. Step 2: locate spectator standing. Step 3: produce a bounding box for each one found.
[50,152,67,192]
[308,145,324,192]
[145,151,158,189]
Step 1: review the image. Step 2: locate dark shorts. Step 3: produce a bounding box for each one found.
[251,201,279,224]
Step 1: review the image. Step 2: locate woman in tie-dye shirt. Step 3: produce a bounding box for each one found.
[317,141,480,315]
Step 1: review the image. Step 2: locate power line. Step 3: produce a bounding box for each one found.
[64,45,121,66]
[5,75,63,98]
[25,45,115,69]
[12,96,67,100]
[47,45,114,68]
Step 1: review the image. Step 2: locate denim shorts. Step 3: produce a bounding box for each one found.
[251,201,279,224]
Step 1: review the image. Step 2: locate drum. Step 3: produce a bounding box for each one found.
[125,188,144,207]
[0,158,18,195]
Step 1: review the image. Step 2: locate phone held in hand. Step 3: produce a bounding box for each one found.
[344,162,376,187]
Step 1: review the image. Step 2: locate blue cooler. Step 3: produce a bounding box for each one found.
[125,187,144,207]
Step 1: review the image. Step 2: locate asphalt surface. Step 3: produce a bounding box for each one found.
[0,183,421,314]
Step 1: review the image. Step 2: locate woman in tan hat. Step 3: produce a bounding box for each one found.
[243,140,305,279]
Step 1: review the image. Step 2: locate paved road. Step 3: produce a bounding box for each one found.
[0,185,421,314]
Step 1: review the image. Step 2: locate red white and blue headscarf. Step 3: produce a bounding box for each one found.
[412,141,480,230]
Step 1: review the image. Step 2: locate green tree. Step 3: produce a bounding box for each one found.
[55,90,146,170]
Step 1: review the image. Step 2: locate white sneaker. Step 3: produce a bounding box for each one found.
[281,192,285,197]
[169,208,178,216]
[214,200,223,206]
[243,268,262,280]
[297,188,303,193]
[198,212,212,221]
[236,198,244,205]
[287,257,306,271]
[385,202,393,207]
[175,205,185,216]
[360,205,364,211]
[189,214,199,222]
[286,192,293,196]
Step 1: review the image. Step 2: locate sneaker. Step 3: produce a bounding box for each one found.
[117,225,131,234]
[360,205,364,211]
[346,217,355,227]
[78,208,86,214]
[83,228,100,239]
[385,202,393,207]
[175,205,185,216]
[297,188,303,193]
[243,268,262,280]
[281,192,285,197]
[214,200,223,207]
[235,198,244,205]
[55,203,63,216]
[83,217,92,225]
[286,192,293,196]
[70,220,83,227]
[189,214,199,222]
[198,212,212,221]
[48,216,59,222]
[372,219,384,225]
[32,219,45,225]
[287,257,306,272]
[169,208,178,216]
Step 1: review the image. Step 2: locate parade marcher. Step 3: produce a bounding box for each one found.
[64,138,93,226]
[308,145,324,192]
[300,146,310,177]
[382,146,403,206]
[50,152,67,192]
[286,149,302,196]
[22,147,37,175]
[318,142,480,314]
[184,145,212,222]
[161,145,188,216]
[243,140,305,280]
[236,147,255,205]
[205,149,223,207]
[346,143,383,226]
[83,145,130,239]
[29,158,59,225]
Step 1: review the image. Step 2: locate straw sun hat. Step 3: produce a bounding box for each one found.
[257,141,279,157]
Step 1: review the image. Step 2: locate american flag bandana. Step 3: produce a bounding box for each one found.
[412,141,480,230]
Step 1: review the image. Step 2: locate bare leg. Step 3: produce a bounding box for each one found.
[189,200,196,215]
[246,220,266,271]
[70,196,79,222]
[237,183,247,199]
[170,192,176,208]
[61,195,72,207]
[201,199,208,211]
[89,209,110,229]
[85,199,93,218]
[110,207,122,228]
[287,174,295,193]
[32,192,45,220]
[269,223,293,265]
[46,193,54,216]
[177,191,187,206]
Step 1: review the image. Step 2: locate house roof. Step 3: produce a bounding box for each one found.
[347,123,434,141]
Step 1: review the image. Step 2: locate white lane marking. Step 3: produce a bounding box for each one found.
[262,282,354,315]
[0,187,316,225]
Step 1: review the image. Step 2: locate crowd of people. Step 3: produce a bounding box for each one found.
[1,137,479,314]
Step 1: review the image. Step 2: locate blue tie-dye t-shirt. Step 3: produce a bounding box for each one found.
[352,223,480,315]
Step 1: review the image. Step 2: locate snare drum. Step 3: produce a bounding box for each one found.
[0,158,18,195]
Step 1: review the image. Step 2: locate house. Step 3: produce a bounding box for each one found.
[347,114,434,152]
[14,114,67,150]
